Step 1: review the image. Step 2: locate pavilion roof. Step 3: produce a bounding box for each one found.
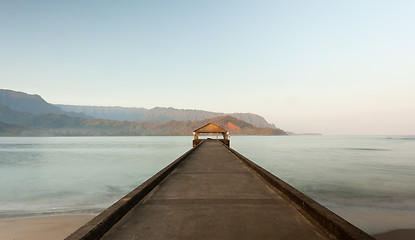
[193,123,227,133]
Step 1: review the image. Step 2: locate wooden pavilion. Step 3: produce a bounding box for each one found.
[193,123,230,147]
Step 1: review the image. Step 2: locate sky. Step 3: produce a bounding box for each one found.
[1,0,414,135]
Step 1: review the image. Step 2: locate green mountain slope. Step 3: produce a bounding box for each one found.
[0,105,286,136]
[1,89,278,129]
[0,121,32,136]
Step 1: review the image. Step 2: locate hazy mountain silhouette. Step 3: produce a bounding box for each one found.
[0,89,85,117]
[0,104,286,136]
[1,89,277,129]
[0,89,282,135]
[56,105,277,129]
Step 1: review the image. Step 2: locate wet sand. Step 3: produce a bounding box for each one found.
[373,229,415,240]
[0,215,94,240]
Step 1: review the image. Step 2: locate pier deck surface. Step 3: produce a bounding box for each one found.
[101,140,328,240]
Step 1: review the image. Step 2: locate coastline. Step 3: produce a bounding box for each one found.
[0,215,94,240]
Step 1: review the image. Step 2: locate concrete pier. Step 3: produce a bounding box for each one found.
[66,139,374,240]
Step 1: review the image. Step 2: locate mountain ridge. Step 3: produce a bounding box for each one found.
[0,89,86,118]
[1,89,277,129]
[0,104,286,136]
[0,89,284,135]
[56,104,276,129]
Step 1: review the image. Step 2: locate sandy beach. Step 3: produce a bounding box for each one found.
[0,215,94,240]
[0,214,414,240]
[373,229,415,240]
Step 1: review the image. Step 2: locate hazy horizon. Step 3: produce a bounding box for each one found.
[1,1,414,135]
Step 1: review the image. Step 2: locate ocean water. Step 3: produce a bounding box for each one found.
[231,136,415,234]
[0,136,414,234]
[0,137,189,218]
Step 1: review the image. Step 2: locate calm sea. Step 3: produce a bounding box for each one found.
[0,136,414,234]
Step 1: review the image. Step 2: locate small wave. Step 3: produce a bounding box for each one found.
[0,207,102,220]
[105,185,123,193]
[385,136,415,141]
[344,148,389,151]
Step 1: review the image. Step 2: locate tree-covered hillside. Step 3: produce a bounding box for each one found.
[0,105,286,136]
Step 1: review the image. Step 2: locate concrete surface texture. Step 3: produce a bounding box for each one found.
[101,140,329,240]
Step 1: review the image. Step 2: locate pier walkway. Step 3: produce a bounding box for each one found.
[67,139,374,240]
[102,140,326,239]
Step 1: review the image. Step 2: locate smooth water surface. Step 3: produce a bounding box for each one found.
[0,137,190,218]
[231,136,415,233]
[1,136,414,234]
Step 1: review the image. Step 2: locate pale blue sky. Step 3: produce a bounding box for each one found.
[1,1,414,134]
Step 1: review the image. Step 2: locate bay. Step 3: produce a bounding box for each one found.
[0,137,190,218]
[231,136,415,234]
[0,136,414,234]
